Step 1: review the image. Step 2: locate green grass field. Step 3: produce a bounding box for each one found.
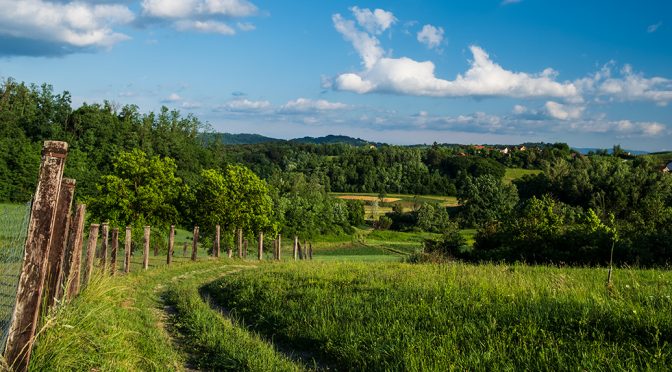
[503,168,542,184]
[205,262,672,370]
[22,227,672,371]
[0,202,31,347]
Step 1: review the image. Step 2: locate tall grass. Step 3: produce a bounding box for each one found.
[163,267,301,371]
[205,262,672,370]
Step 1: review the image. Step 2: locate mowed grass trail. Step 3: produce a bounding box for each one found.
[29,257,302,371]
[205,262,672,371]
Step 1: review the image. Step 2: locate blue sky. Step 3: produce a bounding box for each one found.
[0,0,671,151]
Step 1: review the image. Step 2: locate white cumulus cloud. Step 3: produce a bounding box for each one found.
[331,10,580,101]
[577,63,672,106]
[350,6,396,35]
[141,0,258,35]
[545,101,584,120]
[0,0,134,53]
[163,93,182,102]
[280,98,348,113]
[175,20,235,34]
[417,24,444,50]
[218,99,272,112]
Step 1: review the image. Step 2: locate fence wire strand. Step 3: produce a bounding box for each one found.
[0,201,32,351]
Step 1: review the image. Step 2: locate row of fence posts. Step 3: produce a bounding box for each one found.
[3,141,314,371]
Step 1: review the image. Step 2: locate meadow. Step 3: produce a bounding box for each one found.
[17,225,672,371]
[205,262,672,371]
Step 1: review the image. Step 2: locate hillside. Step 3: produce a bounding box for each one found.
[204,132,280,145]
[290,134,376,146]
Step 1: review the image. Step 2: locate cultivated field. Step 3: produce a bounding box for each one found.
[332,193,459,219]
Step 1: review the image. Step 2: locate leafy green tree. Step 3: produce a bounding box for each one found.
[416,202,452,233]
[193,166,274,237]
[88,149,183,229]
[457,174,519,227]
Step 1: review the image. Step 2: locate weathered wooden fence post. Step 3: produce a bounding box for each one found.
[293,236,298,261]
[100,223,109,269]
[65,204,86,299]
[143,226,151,269]
[183,242,188,256]
[258,232,264,260]
[214,225,220,258]
[5,141,68,371]
[237,228,243,258]
[277,234,282,261]
[83,224,99,286]
[298,241,304,260]
[309,243,313,260]
[124,227,132,273]
[110,228,118,276]
[244,239,248,258]
[191,226,199,261]
[303,240,308,260]
[167,225,174,265]
[44,178,75,309]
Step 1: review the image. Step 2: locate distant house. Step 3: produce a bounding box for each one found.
[500,147,510,155]
[664,162,672,173]
[519,145,527,151]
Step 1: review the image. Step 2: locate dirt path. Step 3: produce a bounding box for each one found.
[154,264,258,371]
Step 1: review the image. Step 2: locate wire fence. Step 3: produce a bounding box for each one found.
[0,201,32,351]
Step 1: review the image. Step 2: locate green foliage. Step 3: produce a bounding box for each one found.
[457,174,519,227]
[416,202,452,232]
[87,149,183,230]
[270,172,351,239]
[344,199,365,226]
[193,166,274,237]
[423,221,469,257]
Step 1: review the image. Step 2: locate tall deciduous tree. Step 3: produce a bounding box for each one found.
[194,166,274,237]
[88,149,183,229]
[457,173,519,227]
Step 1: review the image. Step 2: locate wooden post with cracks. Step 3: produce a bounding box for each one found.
[110,228,118,276]
[5,141,68,371]
[258,232,264,260]
[124,227,132,273]
[214,225,220,258]
[293,236,298,261]
[64,204,86,299]
[237,228,243,258]
[100,223,109,269]
[82,224,99,286]
[143,226,150,269]
[167,225,174,265]
[44,178,75,309]
[191,226,199,261]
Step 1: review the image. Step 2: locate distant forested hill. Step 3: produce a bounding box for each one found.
[203,133,280,145]
[290,135,376,146]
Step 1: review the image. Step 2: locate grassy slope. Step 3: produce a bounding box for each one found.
[503,168,542,184]
[29,256,300,371]
[206,262,672,371]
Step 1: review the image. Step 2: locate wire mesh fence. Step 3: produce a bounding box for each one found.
[0,201,32,351]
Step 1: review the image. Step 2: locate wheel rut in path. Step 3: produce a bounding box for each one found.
[197,270,335,371]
